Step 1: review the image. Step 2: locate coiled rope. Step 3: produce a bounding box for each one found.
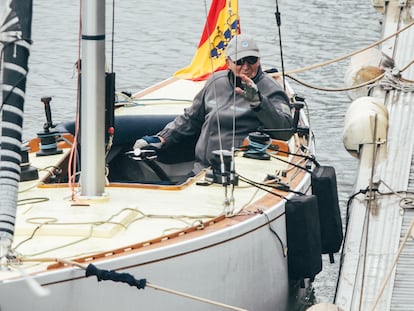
[244,137,272,156]
[377,68,414,92]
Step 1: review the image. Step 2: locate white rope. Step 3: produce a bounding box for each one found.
[148,282,249,311]
[378,68,414,92]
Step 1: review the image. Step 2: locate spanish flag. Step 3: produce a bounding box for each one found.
[174,0,239,81]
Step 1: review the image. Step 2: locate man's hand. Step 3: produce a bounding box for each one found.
[235,75,260,106]
[133,135,164,150]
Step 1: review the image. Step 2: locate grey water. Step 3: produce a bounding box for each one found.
[24,0,382,308]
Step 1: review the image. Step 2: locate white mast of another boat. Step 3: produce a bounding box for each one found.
[80,0,106,197]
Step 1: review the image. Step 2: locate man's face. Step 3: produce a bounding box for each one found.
[227,56,260,79]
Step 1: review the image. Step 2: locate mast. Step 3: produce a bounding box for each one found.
[80,0,106,197]
[0,0,32,259]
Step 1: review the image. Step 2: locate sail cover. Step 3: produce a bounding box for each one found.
[0,0,32,251]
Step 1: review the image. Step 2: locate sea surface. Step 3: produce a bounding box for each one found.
[24,0,382,308]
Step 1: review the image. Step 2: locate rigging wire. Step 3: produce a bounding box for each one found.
[242,138,317,173]
[238,173,305,196]
[274,0,286,91]
[237,174,287,200]
[221,2,238,208]
[67,0,84,201]
[203,0,229,158]
[202,0,225,159]
[228,1,240,210]
[203,0,239,211]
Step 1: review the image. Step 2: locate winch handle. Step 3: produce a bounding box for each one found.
[41,96,54,132]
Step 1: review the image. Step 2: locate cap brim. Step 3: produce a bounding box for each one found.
[229,50,260,61]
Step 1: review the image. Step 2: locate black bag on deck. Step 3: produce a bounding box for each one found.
[285,195,322,281]
[311,165,343,263]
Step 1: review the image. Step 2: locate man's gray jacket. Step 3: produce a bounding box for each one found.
[158,68,293,173]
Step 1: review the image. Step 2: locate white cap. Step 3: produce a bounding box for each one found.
[226,34,260,61]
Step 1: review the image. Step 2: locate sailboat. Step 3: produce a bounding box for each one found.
[0,1,342,310]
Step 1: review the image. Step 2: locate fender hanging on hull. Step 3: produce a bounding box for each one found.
[285,195,322,281]
[343,96,388,161]
[344,47,393,100]
[312,165,343,263]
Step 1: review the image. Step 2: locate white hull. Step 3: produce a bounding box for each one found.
[0,204,290,311]
[0,78,317,311]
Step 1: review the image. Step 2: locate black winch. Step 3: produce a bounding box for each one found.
[204,150,238,185]
[36,97,62,156]
[243,132,271,160]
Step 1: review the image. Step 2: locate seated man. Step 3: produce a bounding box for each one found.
[134,34,293,175]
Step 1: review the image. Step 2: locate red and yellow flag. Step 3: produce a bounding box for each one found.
[174,0,239,81]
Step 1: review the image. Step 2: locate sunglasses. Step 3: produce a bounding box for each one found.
[233,56,258,66]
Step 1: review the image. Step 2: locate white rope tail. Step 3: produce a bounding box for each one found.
[0,0,31,258]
